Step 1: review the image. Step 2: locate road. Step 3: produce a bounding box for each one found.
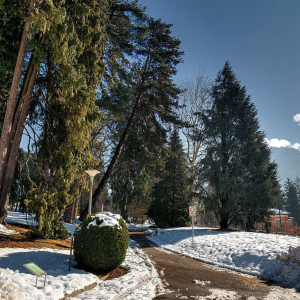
[129,232,300,300]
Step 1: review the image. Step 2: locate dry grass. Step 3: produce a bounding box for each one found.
[0,224,71,249]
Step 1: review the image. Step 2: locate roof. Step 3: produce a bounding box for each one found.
[270,208,290,215]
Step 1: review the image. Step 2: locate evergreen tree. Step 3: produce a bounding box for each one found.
[283,178,300,225]
[0,0,110,225]
[198,62,280,230]
[147,129,191,227]
[80,17,184,220]
[110,120,167,219]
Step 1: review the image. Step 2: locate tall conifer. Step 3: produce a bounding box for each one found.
[0,0,110,228]
[198,62,280,230]
[80,17,184,219]
[283,178,300,224]
[147,129,191,227]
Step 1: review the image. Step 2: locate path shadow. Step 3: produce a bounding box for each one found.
[130,232,154,248]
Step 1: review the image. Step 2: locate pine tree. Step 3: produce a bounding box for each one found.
[283,178,300,225]
[80,17,184,220]
[147,129,191,227]
[110,119,167,219]
[198,62,280,230]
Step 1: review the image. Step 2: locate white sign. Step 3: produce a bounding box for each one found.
[189,206,196,217]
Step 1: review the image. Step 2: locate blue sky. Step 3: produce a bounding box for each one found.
[139,0,300,150]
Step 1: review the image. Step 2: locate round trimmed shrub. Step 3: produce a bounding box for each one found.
[73,212,129,273]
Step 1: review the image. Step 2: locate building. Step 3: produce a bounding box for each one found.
[256,206,296,232]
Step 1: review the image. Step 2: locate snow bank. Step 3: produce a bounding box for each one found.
[262,246,300,288]
[147,227,300,288]
[67,240,161,300]
[0,241,160,300]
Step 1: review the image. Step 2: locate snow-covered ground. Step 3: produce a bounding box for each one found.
[147,227,300,289]
[3,212,300,299]
[0,212,159,300]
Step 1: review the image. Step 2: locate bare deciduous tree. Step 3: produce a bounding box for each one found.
[179,68,212,171]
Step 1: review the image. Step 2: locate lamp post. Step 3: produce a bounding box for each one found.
[85,170,100,216]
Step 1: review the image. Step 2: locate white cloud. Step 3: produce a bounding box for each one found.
[265,138,300,151]
[268,138,291,148]
[293,114,300,124]
[291,143,300,150]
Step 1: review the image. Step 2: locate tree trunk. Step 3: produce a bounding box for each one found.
[63,202,75,223]
[0,0,37,223]
[72,185,82,220]
[0,24,30,187]
[79,94,142,220]
[64,182,81,223]
[219,218,229,230]
[0,0,36,185]
[0,61,38,223]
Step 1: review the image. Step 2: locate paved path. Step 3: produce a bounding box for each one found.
[130,232,274,300]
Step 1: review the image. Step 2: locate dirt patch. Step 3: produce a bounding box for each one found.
[0,224,71,249]
[103,267,128,281]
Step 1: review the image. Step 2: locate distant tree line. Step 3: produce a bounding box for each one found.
[279,178,300,225]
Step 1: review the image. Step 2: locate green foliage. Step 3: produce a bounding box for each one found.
[25,185,70,239]
[110,121,167,218]
[98,15,184,143]
[20,0,112,234]
[94,16,184,220]
[147,129,192,227]
[198,62,280,230]
[73,214,129,273]
[283,178,300,225]
[2,0,184,233]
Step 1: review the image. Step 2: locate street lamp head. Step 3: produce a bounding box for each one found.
[85,169,100,177]
[85,170,100,216]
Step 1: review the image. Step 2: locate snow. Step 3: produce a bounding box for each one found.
[147,227,300,289]
[87,212,122,229]
[0,212,159,300]
[0,224,18,236]
[271,208,290,215]
[3,211,300,299]
[127,223,153,232]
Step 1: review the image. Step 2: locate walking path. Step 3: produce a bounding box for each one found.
[130,232,300,300]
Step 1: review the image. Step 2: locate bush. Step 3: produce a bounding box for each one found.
[73,212,129,273]
[29,218,70,239]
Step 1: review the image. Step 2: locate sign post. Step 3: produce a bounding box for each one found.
[23,262,47,288]
[189,206,196,248]
[69,234,74,271]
